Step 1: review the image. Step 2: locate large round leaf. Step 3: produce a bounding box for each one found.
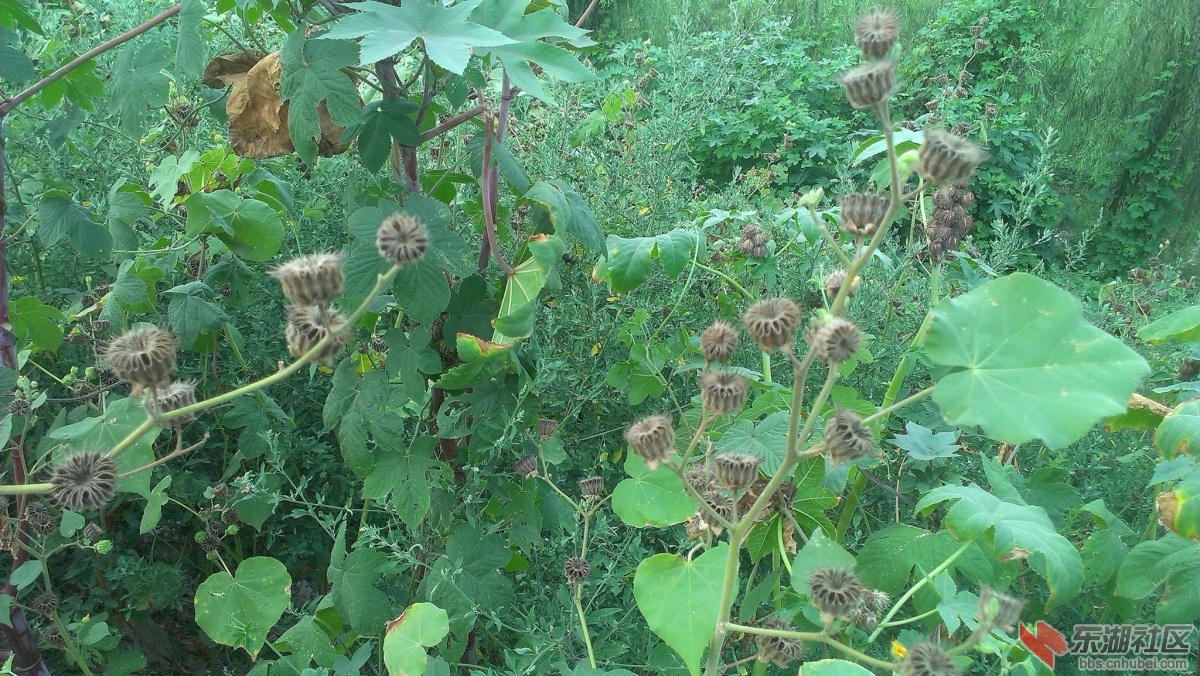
[633,544,728,676]
[184,190,284,262]
[802,659,876,675]
[194,556,291,658]
[612,454,696,527]
[1156,401,1200,460]
[923,273,1148,448]
[383,602,449,676]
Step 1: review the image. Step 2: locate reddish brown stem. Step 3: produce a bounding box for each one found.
[479,110,513,276]
[574,0,600,27]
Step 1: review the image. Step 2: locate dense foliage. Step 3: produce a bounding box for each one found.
[0,0,1197,675]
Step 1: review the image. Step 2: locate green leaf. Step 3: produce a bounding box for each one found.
[383,602,450,676]
[855,525,994,595]
[10,296,63,352]
[357,99,420,172]
[165,281,230,347]
[1080,529,1127,587]
[890,422,960,460]
[713,411,787,476]
[363,436,440,529]
[393,258,451,327]
[790,530,856,594]
[8,560,41,591]
[612,453,695,527]
[111,40,170,135]
[280,31,362,165]
[633,544,728,676]
[140,475,172,534]
[524,181,604,255]
[48,397,160,499]
[276,616,337,670]
[493,234,564,343]
[184,191,284,262]
[0,26,34,82]
[916,483,1082,609]
[329,524,392,635]
[435,335,511,390]
[598,229,700,293]
[175,0,206,79]
[1115,535,1199,599]
[470,0,593,101]
[194,557,292,658]
[1156,400,1200,460]
[802,659,876,676]
[419,525,514,620]
[37,191,111,258]
[1079,499,1135,537]
[384,326,442,402]
[0,0,43,35]
[322,0,514,73]
[1138,305,1200,344]
[467,135,531,194]
[922,273,1149,448]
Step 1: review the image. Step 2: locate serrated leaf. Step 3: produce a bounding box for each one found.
[112,40,170,135]
[923,273,1149,448]
[470,0,593,101]
[276,616,337,670]
[802,659,876,675]
[357,99,420,172]
[384,326,441,402]
[37,191,111,258]
[855,524,994,595]
[383,602,449,676]
[612,453,695,527]
[916,483,1082,609]
[713,411,788,475]
[165,281,229,347]
[321,0,514,73]
[434,334,510,390]
[280,31,361,165]
[140,475,172,534]
[175,0,206,79]
[1115,535,1200,622]
[363,436,439,529]
[194,557,291,658]
[393,258,450,327]
[10,296,63,352]
[0,0,43,35]
[467,134,531,193]
[633,544,728,676]
[596,229,699,293]
[1080,529,1127,587]
[1138,305,1200,344]
[890,422,960,460]
[328,525,392,635]
[0,26,34,82]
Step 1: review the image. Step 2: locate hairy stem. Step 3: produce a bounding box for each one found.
[725,622,898,671]
[868,540,971,643]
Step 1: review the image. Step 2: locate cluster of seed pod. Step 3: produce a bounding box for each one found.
[739,223,770,259]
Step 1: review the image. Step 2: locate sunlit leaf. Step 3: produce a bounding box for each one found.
[633,544,728,675]
[612,453,695,527]
[383,602,449,676]
[194,557,291,658]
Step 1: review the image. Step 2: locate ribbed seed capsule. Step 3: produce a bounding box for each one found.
[285,305,350,365]
[31,592,59,616]
[823,409,875,465]
[977,586,1025,632]
[813,317,861,364]
[699,371,748,416]
[839,60,896,109]
[755,616,804,666]
[563,556,590,584]
[839,193,890,239]
[700,321,739,364]
[855,10,899,59]
[713,453,761,490]
[513,453,538,478]
[105,327,179,388]
[143,381,198,427]
[824,269,860,299]
[742,298,801,352]
[536,418,559,441]
[269,252,345,305]
[808,568,865,621]
[624,415,675,470]
[50,452,118,512]
[578,476,603,499]
[901,642,959,676]
[376,213,429,266]
[698,490,735,533]
[917,130,985,185]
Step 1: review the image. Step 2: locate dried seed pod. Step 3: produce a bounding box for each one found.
[699,490,736,531]
[700,321,739,364]
[839,192,890,239]
[934,73,950,85]
[8,398,30,417]
[742,298,801,352]
[922,185,975,262]
[285,305,350,366]
[1176,357,1199,382]
[854,10,899,59]
[901,642,959,676]
[917,130,985,185]
[514,453,538,478]
[864,589,891,612]
[200,533,221,552]
[564,556,591,584]
[808,568,865,621]
[823,409,874,465]
[969,24,982,36]
[624,415,676,470]
[376,213,429,266]
[578,476,603,499]
[824,269,860,299]
[369,336,387,353]
[684,463,713,491]
[30,592,59,616]
[143,381,198,427]
[977,586,1025,632]
[24,502,58,536]
[221,507,238,524]
[50,452,118,512]
[755,616,804,666]
[43,626,64,649]
[269,252,345,305]
[82,522,103,540]
[838,60,896,109]
[536,418,559,441]
[813,317,861,364]
[713,453,761,491]
[211,483,228,499]
[88,319,110,335]
[851,605,879,630]
[105,327,179,388]
[699,371,749,416]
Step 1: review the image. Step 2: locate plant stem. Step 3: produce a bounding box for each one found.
[725,622,898,671]
[694,262,755,299]
[860,386,934,426]
[572,591,597,668]
[880,606,941,627]
[868,540,971,642]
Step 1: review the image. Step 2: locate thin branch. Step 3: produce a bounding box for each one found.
[419,103,486,143]
[479,109,513,276]
[118,432,210,479]
[0,5,182,115]
[574,0,601,27]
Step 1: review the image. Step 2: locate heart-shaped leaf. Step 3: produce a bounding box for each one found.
[194,557,291,658]
[633,544,728,675]
[923,273,1149,448]
[802,659,876,675]
[383,602,449,676]
[612,453,696,527]
[1138,305,1200,344]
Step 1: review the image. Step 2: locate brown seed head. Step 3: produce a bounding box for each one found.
[285,305,350,366]
[31,592,59,616]
[839,192,890,239]
[743,298,801,352]
[699,371,749,416]
[977,586,1025,632]
[564,556,591,584]
[143,381,198,427]
[699,490,736,532]
[8,398,30,417]
[755,616,804,666]
[514,453,538,478]
[901,642,959,676]
[824,269,860,300]
[864,589,891,612]
[578,476,604,499]
[713,453,761,490]
[918,130,985,185]
[839,60,896,109]
[376,213,429,266]
[701,321,739,364]
[813,317,862,364]
[823,409,874,465]
[50,452,118,512]
[269,252,345,305]
[24,502,57,536]
[536,417,559,441]
[809,568,865,620]
[624,415,675,470]
[105,327,179,388]
[855,10,899,59]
